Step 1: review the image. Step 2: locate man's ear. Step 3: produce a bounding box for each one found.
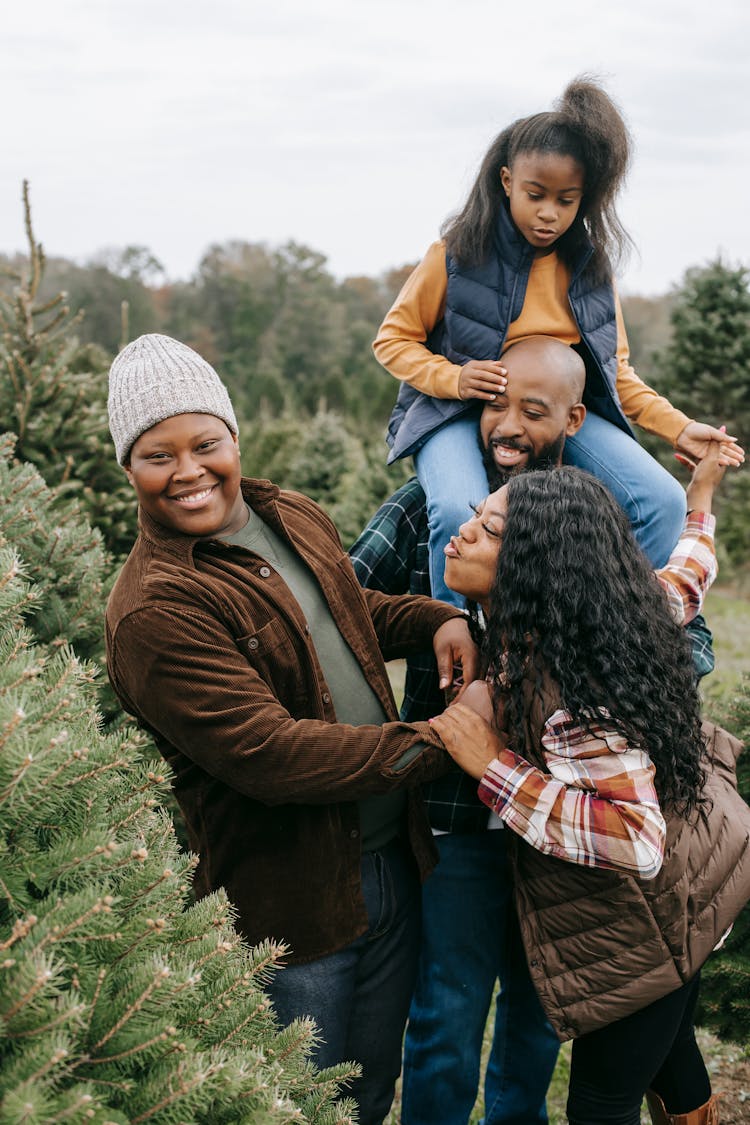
[566,403,587,436]
[123,462,135,487]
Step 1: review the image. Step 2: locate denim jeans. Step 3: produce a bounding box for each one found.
[415,412,493,606]
[415,409,687,606]
[267,837,421,1125]
[401,831,560,1125]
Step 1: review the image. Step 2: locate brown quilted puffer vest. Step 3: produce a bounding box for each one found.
[512,720,750,1041]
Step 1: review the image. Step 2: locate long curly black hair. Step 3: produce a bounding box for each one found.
[443,76,633,285]
[472,468,707,817]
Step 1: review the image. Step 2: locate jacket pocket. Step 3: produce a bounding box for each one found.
[236,620,307,714]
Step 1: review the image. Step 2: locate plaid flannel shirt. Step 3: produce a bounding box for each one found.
[350,479,717,835]
[479,710,666,876]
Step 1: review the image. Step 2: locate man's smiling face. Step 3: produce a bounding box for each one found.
[479,338,586,486]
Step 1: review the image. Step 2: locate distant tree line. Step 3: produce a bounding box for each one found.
[2,184,750,567]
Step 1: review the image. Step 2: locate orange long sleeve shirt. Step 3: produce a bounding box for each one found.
[374,241,691,445]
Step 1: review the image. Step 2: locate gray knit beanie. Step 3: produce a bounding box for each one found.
[108,333,239,464]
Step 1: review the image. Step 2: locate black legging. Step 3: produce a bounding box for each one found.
[566,973,710,1125]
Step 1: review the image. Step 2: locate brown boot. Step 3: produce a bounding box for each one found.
[646,1089,721,1124]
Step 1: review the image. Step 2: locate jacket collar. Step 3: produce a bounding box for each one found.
[492,202,536,269]
[492,202,595,279]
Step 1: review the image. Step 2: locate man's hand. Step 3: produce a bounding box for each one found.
[675,421,745,468]
[458,360,507,401]
[430,703,505,780]
[432,617,479,697]
[684,440,729,515]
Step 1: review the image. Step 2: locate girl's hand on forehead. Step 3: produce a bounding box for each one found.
[458,360,508,401]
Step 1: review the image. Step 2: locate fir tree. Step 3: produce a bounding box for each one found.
[653,259,750,569]
[325,444,411,551]
[0,433,109,670]
[657,260,750,440]
[0,461,359,1123]
[0,182,136,561]
[285,407,359,508]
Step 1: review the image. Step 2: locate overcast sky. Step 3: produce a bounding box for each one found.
[2,0,749,295]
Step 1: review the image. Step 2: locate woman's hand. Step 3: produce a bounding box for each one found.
[458,360,508,401]
[684,440,729,514]
[674,421,745,468]
[430,702,506,780]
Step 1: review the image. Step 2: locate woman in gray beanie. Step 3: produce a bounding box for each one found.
[105,334,478,1125]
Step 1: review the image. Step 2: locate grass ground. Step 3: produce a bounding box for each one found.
[384,583,750,1122]
[385,1028,750,1123]
[701,585,750,711]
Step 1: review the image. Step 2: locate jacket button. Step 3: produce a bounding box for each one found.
[259,566,272,578]
[530,959,539,968]
[349,829,360,839]
[322,692,331,704]
[248,637,259,650]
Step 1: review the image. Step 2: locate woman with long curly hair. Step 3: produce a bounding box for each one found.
[431,454,750,1125]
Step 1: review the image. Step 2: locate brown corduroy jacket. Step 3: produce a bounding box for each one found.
[105,477,457,962]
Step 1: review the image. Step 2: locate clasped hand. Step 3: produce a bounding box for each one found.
[675,421,744,469]
[429,680,506,781]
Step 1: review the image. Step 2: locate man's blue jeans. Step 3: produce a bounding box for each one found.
[401,831,560,1125]
[267,836,420,1125]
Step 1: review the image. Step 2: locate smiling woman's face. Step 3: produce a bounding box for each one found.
[443,486,508,607]
[125,412,248,538]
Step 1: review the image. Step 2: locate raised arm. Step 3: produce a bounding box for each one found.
[655,441,727,624]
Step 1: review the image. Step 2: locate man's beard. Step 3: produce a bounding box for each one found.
[479,431,566,491]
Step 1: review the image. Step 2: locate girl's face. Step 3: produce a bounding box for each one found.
[443,486,508,610]
[501,151,584,253]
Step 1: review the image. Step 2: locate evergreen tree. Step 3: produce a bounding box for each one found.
[0,433,108,670]
[653,259,750,570]
[0,449,358,1124]
[656,260,750,438]
[325,444,411,551]
[697,682,750,1045]
[237,408,307,486]
[0,183,136,561]
[285,407,359,507]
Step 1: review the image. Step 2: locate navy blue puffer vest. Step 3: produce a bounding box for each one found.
[386,206,634,463]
